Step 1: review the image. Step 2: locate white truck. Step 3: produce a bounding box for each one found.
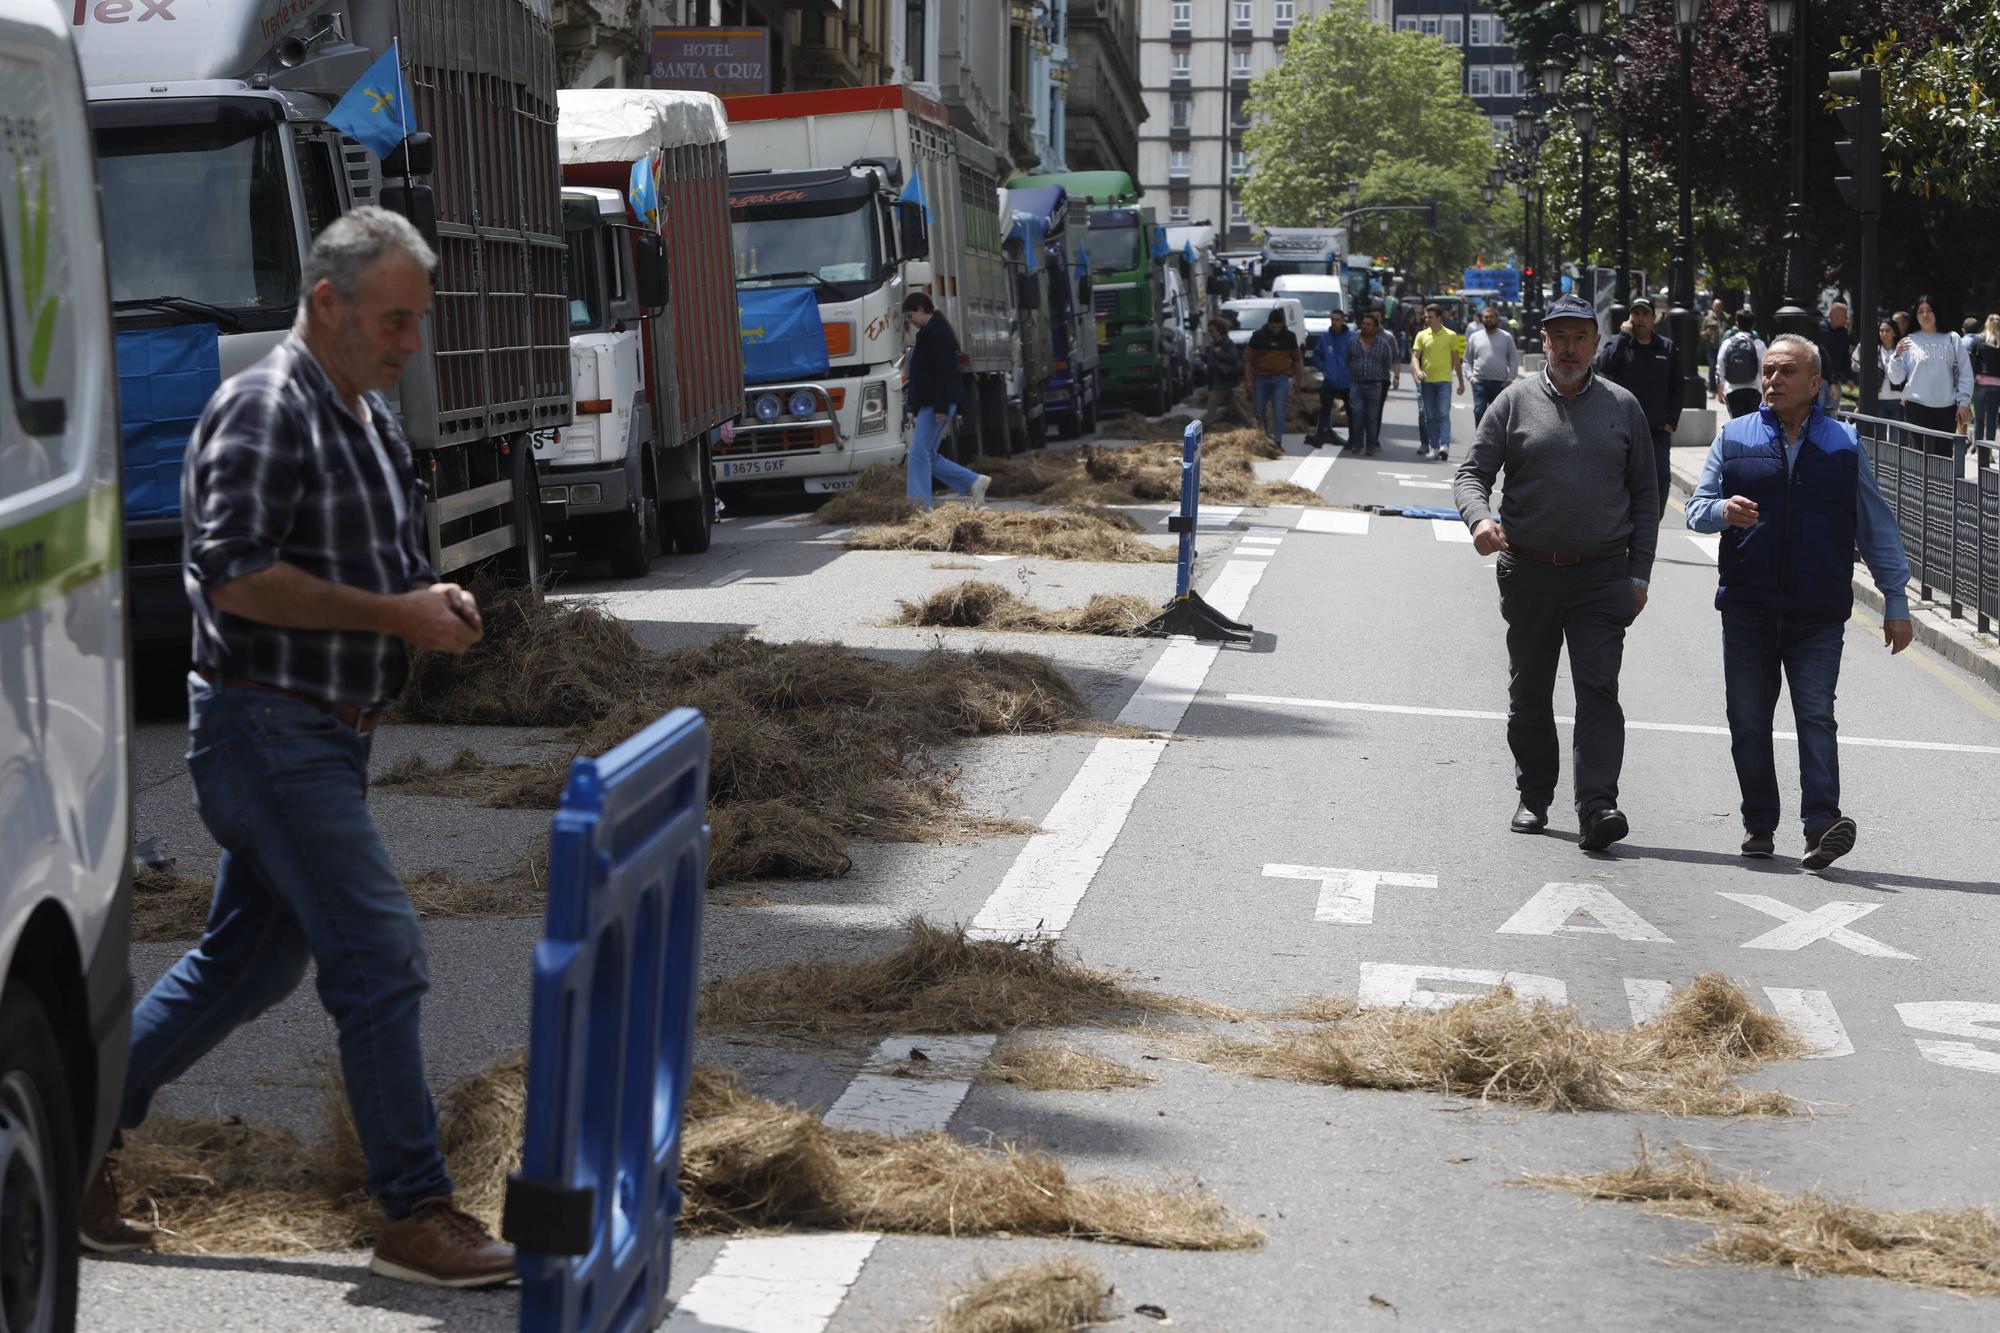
[718,83,1014,500]
[1,0,134,1323]
[76,0,570,639]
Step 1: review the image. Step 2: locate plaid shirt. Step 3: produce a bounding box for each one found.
[183,334,435,708]
[1346,331,1401,384]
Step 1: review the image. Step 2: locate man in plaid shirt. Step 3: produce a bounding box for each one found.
[84,208,516,1289]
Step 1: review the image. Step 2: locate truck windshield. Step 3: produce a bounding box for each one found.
[733,198,878,293]
[94,119,299,326]
[1087,224,1142,273]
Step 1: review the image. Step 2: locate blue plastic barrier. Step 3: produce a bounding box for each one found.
[505,707,709,1333]
[1137,421,1254,642]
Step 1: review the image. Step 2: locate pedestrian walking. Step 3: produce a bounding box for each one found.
[1970,314,2000,444]
[902,293,991,508]
[1698,309,1723,372]
[1245,306,1303,445]
[82,208,515,1286]
[1888,294,1973,451]
[1714,310,1767,420]
[1893,309,1913,339]
[1863,318,1905,420]
[1454,293,1658,851]
[1344,310,1402,455]
[1411,303,1466,461]
[1684,334,1914,868]
[1813,300,1853,414]
[1204,314,1247,426]
[1466,304,1520,427]
[1593,295,1682,517]
[1311,308,1355,447]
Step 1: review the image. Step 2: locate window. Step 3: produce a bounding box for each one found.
[1169,149,1191,179]
[1232,1,1253,30]
[1490,116,1515,143]
[1171,0,1191,30]
[1470,15,1501,46]
[1170,204,1191,223]
[905,0,927,81]
[1441,16,1462,44]
[1230,196,1248,226]
[1468,66,1491,97]
[1171,50,1190,78]
[1231,49,1253,79]
[1420,16,1439,37]
[1171,95,1191,128]
[1492,64,1517,96]
[1231,148,1249,177]
[1396,16,1419,31]
[1274,0,1295,26]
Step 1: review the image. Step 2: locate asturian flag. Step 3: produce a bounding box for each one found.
[327,41,414,160]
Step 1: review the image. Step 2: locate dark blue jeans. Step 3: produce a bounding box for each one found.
[1721,609,1845,834]
[1348,381,1388,450]
[122,676,451,1216]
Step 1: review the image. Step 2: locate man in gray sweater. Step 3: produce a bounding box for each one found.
[1454,294,1659,851]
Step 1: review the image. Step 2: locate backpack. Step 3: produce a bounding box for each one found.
[1722,333,1760,385]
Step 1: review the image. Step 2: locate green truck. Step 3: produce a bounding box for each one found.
[1005,170,1174,416]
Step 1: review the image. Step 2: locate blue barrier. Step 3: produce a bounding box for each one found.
[1137,420,1254,642]
[505,707,710,1333]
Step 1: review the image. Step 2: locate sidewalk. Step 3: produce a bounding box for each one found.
[1665,442,2000,693]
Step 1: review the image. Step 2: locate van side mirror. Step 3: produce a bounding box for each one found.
[379,182,440,259]
[897,201,929,261]
[634,232,669,309]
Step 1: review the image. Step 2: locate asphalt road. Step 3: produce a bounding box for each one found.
[84,386,2000,1331]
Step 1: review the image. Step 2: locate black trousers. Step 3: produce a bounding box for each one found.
[1901,401,1959,455]
[1315,385,1349,441]
[1724,387,1763,420]
[1496,553,1637,818]
[1651,428,1674,518]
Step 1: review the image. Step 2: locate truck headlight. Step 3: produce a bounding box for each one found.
[754,393,783,422]
[859,380,889,434]
[789,390,818,419]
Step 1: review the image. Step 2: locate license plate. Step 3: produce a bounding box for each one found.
[721,457,787,478]
[804,476,856,494]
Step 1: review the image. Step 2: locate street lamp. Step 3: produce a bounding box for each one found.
[1768,0,1815,335]
[1574,102,1596,303]
[1348,179,1361,211]
[1577,0,1606,36]
[1542,57,1566,98]
[1670,0,1706,409]
[1613,53,1633,310]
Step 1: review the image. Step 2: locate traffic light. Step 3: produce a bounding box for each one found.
[1829,66,1882,215]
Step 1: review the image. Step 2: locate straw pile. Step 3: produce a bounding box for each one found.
[1199,974,1806,1116]
[699,917,1238,1037]
[847,505,1176,563]
[1093,412,1198,442]
[814,464,920,526]
[1522,1143,2000,1295]
[119,1053,1259,1255]
[930,1257,1115,1333]
[982,1042,1154,1092]
[895,582,1158,637]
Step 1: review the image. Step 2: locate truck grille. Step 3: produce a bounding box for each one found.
[1092,290,1118,317]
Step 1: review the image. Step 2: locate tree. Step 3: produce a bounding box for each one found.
[1239,0,1496,235]
[1847,0,2000,209]
[1352,161,1502,295]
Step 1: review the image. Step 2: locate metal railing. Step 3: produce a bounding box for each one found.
[1843,412,1999,633]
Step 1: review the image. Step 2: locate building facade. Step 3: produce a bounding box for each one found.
[1385,0,1525,145]
[1064,0,1146,180]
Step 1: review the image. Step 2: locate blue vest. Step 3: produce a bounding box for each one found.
[1714,405,1859,619]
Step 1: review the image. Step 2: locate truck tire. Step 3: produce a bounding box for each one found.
[0,987,80,1333]
[1052,411,1081,441]
[1081,396,1099,435]
[501,439,548,591]
[666,436,715,555]
[606,497,657,580]
[1149,381,1172,417]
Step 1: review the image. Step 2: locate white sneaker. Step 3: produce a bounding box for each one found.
[968,474,992,508]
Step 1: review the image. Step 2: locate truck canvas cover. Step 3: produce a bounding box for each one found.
[557,88,728,162]
[738,287,829,385]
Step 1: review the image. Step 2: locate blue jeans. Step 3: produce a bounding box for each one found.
[1721,609,1845,835]
[1471,379,1508,426]
[122,677,450,1216]
[1348,381,1387,451]
[906,405,978,506]
[1974,383,2000,444]
[1418,380,1453,450]
[1817,380,1842,414]
[1251,374,1291,442]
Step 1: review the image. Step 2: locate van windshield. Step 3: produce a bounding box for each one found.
[94,117,299,329]
[1283,289,1343,317]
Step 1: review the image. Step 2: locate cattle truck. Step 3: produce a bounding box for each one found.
[543,89,741,574]
[76,0,568,640]
[719,84,1012,498]
[1004,185,1100,439]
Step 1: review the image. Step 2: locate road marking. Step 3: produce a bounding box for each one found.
[1431,520,1473,543]
[1497,882,1673,942]
[708,567,752,587]
[1291,456,1335,492]
[751,515,803,530]
[1199,506,1244,527]
[1686,533,1721,561]
[1295,509,1370,535]
[1898,1002,2000,1073]
[1625,979,1852,1058]
[1240,534,1284,546]
[1849,602,2000,727]
[1719,892,1917,959]
[1358,962,1568,1010]
[1623,978,1672,1025]
[1400,480,1453,490]
[1231,547,1275,559]
[973,554,1015,562]
[824,1035,998,1133]
[1263,865,1437,925]
[1221,694,2000,756]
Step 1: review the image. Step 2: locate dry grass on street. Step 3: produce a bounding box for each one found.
[981,1042,1154,1092]
[895,581,1159,637]
[848,504,1176,563]
[1198,974,1806,1117]
[1521,1142,2000,1295]
[928,1257,1115,1333]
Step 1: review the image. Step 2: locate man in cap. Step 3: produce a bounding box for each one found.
[1454,293,1659,850]
[1594,295,1683,517]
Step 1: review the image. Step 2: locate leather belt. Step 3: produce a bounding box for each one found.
[1505,544,1607,567]
[197,669,386,734]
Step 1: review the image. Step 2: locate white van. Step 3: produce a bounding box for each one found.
[1220,297,1306,348]
[1271,274,1348,349]
[0,0,133,1325]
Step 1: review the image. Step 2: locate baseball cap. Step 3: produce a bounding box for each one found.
[1629,295,1655,312]
[1542,293,1597,323]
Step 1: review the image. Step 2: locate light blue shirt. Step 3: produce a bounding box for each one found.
[1685,410,1912,620]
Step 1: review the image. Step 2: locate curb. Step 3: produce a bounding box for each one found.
[1666,448,2000,694]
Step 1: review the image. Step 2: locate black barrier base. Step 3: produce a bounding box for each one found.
[504,1175,597,1256]
[1134,591,1254,644]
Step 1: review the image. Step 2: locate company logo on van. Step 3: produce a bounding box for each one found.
[70,0,175,24]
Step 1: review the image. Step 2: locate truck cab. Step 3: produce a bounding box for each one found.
[1086,206,1171,416]
[0,0,134,1323]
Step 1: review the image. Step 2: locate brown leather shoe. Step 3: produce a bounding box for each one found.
[370,1197,516,1288]
[80,1155,157,1254]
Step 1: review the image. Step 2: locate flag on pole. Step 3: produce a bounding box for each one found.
[629,152,661,230]
[899,168,932,224]
[327,41,414,161]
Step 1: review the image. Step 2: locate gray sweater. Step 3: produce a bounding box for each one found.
[1453,370,1659,583]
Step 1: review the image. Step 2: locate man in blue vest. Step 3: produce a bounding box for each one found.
[1310,308,1355,448]
[1685,334,1914,868]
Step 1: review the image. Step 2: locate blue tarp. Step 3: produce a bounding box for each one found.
[737,287,829,385]
[1007,211,1045,273]
[115,324,221,521]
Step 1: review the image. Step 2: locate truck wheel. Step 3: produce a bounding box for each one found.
[606,498,657,579]
[0,987,80,1333]
[1149,382,1171,417]
[1053,411,1081,441]
[501,440,548,591]
[1081,397,1099,434]
[667,437,715,555]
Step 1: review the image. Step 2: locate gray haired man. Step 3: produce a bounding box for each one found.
[84,208,515,1287]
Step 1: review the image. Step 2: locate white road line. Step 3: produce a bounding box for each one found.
[1199,506,1244,527]
[1624,978,1672,1025]
[973,554,1014,562]
[1295,509,1370,535]
[1400,480,1452,490]
[823,1035,998,1134]
[1290,456,1335,493]
[1687,533,1721,561]
[1222,693,2000,756]
[750,515,802,530]
[1431,520,1473,543]
[1359,962,1568,1010]
[708,568,753,587]
[1263,865,1437,926]
[1628,980,1852,1059]
[1203,559,1268,621]
[1231,547,1275,559]
[1240,534,1284,546]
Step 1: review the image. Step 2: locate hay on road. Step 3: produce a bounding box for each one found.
[1201,973,1805,1116]
[700,917,1238,1037]
[1522,1143,2000,1295]
[895,582,1158,637]
[849,506,1174,563]
[983,1042,1154,1092]
[813,464,919,526]
[931,1257,1115,1333]
[1094,412,1197,442]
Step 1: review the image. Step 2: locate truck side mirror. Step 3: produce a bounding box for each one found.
[897,201,930,261]
[1015,270,1042,310]
[379,182,440,261]
[382,132,435,178]
[1077,273,1093,302]
[634,232,669,309]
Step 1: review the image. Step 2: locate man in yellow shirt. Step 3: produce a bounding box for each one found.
[1411,303,1467,461]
